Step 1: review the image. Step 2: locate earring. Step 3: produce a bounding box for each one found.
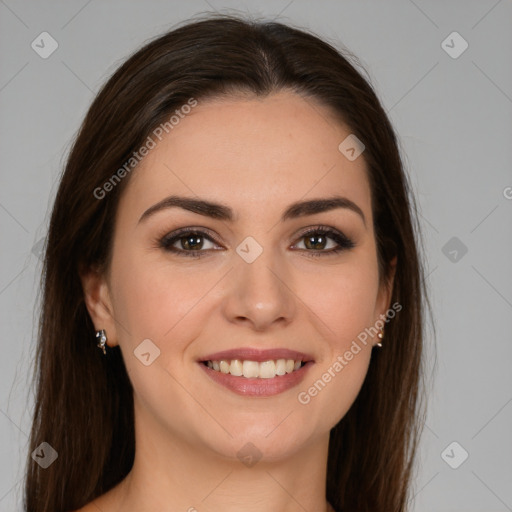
[376,328,384,348]
[95,329,107,355]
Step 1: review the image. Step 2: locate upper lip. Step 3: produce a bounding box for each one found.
[199,347,314,363]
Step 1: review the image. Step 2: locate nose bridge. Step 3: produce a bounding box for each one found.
[224,239,295,329]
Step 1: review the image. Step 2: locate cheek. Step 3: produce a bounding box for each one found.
[294,266,378,426]
[297,256,380,350]
[109,248,215,356]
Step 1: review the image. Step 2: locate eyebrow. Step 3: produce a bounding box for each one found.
[138,194,366,226]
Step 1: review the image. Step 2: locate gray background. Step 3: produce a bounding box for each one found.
[1,0,511,510]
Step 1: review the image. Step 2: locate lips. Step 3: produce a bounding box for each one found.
[197,347,315,397]
[199,347,314,363]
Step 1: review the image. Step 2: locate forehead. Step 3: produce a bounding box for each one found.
[119,90,372,224]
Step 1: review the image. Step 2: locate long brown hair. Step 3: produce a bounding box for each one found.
[25,13,432,512]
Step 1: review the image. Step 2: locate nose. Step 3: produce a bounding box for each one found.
[221,246,296,332]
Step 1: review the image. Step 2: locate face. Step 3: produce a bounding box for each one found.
[83,90,395,463]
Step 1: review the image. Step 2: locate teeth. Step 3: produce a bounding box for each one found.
[205,358,304,378]
[230,359,243,376]
[219,360,230,374]
[275,359,287,375]
[242,360,259,378]
[259,360,276,379]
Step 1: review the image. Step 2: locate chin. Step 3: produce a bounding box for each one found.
[199,416,321,465]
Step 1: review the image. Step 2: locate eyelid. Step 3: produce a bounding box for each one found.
[165,226,220,242]
[294,224,350,239]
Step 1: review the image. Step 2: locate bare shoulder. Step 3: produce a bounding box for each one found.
[68,479,126,512]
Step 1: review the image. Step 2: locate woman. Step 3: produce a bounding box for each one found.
[24,14,430,512]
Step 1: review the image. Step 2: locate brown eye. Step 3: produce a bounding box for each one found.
[303,233,330,250]
[293,227,355,256]
[158,226,355,259]
[159,229,220,257]
[176,233,206,251]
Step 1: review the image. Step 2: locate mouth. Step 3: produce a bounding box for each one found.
[198,348,314,397]
[202,358,305,378]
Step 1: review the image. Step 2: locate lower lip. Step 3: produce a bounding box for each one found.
[198,361,314,397]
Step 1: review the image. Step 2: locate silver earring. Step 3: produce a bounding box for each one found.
[376,328,384,348]
[96,329,107,355]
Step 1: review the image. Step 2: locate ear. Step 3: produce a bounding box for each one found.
[79,264,119,348]
[375,255,397,321]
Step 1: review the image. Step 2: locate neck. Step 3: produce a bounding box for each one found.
[106,403,333,512]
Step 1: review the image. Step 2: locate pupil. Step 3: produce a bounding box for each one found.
[184,235,202,250]
[306,235,325,250]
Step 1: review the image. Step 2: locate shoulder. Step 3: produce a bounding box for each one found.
[69,478,126,512]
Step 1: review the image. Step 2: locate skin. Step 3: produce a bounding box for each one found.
[79,90,396,512]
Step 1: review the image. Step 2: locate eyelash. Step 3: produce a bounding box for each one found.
[157,225,355,258]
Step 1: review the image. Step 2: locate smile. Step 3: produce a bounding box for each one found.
[198,348,314,397]
[204,358,304,379]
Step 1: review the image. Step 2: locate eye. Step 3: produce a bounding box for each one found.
[158,228,221,257]
[292,226,355,257]
[157,225,355,258]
